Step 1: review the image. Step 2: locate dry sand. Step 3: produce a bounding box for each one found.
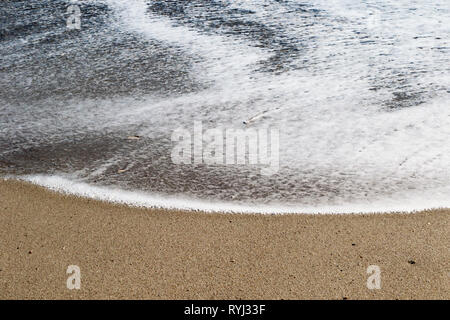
[0,179,448,299]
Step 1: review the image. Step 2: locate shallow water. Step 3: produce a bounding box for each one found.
[1,0,449,213]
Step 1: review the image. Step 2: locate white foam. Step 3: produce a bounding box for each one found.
[11,175,450,214]
[104,0,270,86]
[2,1,449,214]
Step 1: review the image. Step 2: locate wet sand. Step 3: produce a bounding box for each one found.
[0,179,448,299]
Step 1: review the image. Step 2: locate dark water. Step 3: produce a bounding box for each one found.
[1,0,449,212]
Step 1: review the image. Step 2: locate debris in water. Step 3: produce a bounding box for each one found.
[127,135,141,140]
[243,107,280,125]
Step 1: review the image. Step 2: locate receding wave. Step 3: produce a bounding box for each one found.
[1,0,449,213]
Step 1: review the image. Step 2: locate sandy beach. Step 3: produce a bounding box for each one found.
[2,0,450,303]
[0,179,448,299]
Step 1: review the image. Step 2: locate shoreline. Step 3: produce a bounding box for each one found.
[0,179,448,299]
[7,175,450,215]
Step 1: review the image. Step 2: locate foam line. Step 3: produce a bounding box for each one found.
[10,175,450,214]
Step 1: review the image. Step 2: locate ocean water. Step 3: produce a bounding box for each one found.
[1,0,449,213]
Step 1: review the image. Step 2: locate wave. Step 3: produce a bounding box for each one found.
[1,0,449,213]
